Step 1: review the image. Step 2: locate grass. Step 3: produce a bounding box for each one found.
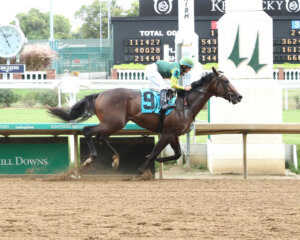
[0,108,99,123]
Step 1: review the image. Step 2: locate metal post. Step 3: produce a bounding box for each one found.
[158,134,163,179]
[243,133,248,179]
[107,0,111,47]
[159,161,163,179]
[186,132,191,169]
[73,134,79,178]
[49,0,54,42]
[293,144,298,169]
[58,87,61,108]
[49,0,56,71]
[99,0,102,49]
[5,59,11,80]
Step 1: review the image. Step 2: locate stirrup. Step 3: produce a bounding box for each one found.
[161,104,175,111]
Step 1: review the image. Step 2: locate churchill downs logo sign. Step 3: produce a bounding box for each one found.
[153,0,174,14]
[211,0,300,13]
[228,26,267,73]
[285,0,300,12]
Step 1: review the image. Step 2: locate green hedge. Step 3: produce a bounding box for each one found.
[0,89,20,107]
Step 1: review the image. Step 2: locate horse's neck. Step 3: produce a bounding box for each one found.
[187,86,211,118]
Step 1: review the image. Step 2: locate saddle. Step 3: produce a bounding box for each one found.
[139,89,190,133]
[140,89,176,133]
[140,89,176,115]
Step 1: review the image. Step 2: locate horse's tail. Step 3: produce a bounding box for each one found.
[47,93,99,122]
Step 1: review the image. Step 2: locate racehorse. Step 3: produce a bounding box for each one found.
[47,67,242,174]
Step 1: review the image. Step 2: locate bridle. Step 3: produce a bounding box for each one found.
[193,73,231,99]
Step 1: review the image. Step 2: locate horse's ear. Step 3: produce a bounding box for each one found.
[212,66,219,76]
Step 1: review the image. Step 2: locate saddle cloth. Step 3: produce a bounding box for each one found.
[140,89,175,115]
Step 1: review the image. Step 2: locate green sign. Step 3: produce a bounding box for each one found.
[0,123,144,130]
[0,137,69,175]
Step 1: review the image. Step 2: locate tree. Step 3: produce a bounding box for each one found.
[126,0,139,17]
[14,8,71,40]
[16,9,48,39]
[75,0,124,39]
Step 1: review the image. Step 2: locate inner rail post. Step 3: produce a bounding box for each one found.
[73,134,79,178]
[243,132,248,179]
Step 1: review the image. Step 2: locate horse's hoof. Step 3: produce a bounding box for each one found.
[133,169,153,181]
[82,157,92,167]
[137,168,144,175]
[112,155,119,171]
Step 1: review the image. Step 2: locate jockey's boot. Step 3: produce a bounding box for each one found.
[160,89,175,111]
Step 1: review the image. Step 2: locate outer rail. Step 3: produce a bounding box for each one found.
[195,123,300,179]
[1,123,299,179]
[0,123,155,178]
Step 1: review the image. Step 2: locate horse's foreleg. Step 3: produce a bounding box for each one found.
[138,134,174,175]
[156,136,181,163]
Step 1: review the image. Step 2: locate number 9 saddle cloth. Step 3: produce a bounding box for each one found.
[140,89,176,115]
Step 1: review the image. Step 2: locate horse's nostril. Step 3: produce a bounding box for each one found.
[238,95,243,100]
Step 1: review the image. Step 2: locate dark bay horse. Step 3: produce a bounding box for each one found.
[47,67,242,174]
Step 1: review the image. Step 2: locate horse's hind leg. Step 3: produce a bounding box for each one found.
[83,122,125,167]
[96,134,120,170]
[82,125,99,166]
[138,133,174,175]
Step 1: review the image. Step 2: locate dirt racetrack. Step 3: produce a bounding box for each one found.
[1,175,300,240]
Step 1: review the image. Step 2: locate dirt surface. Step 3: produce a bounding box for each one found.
[1,172,300,240]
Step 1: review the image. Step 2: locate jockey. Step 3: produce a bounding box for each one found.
[145,56,195,111]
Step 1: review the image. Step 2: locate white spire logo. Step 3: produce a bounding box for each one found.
[285,0,300,12]
[153,0,174,14]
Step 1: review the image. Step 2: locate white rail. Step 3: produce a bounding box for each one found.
[22,71,47,80]
[1,68,299,90]
[2,68,299,81]
[117,70,146,80]
[116,69,300,81]
[273,69,300,81]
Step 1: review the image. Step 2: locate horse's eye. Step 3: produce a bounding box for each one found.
[224,80,229,84]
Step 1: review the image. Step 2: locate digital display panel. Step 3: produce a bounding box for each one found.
[112,0,300,64]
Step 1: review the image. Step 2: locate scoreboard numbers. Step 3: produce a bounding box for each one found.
[123,38,162,63]
[274,20,300,63]
[199,23,218,64]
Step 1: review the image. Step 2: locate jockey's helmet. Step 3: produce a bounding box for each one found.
[179,56,195,68]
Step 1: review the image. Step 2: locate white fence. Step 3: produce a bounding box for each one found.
[1,70,299,89]
[22,71,47,80]
[116,69,300,81]
[273,69,300,81]
[3,68,300,81]
[0,69,299,109]
[3,71,47,80]
[117,70,146,80]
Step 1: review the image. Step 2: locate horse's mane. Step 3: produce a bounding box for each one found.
[176,72,213,98]
[177,71,220,98]
[191,72,214,90]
